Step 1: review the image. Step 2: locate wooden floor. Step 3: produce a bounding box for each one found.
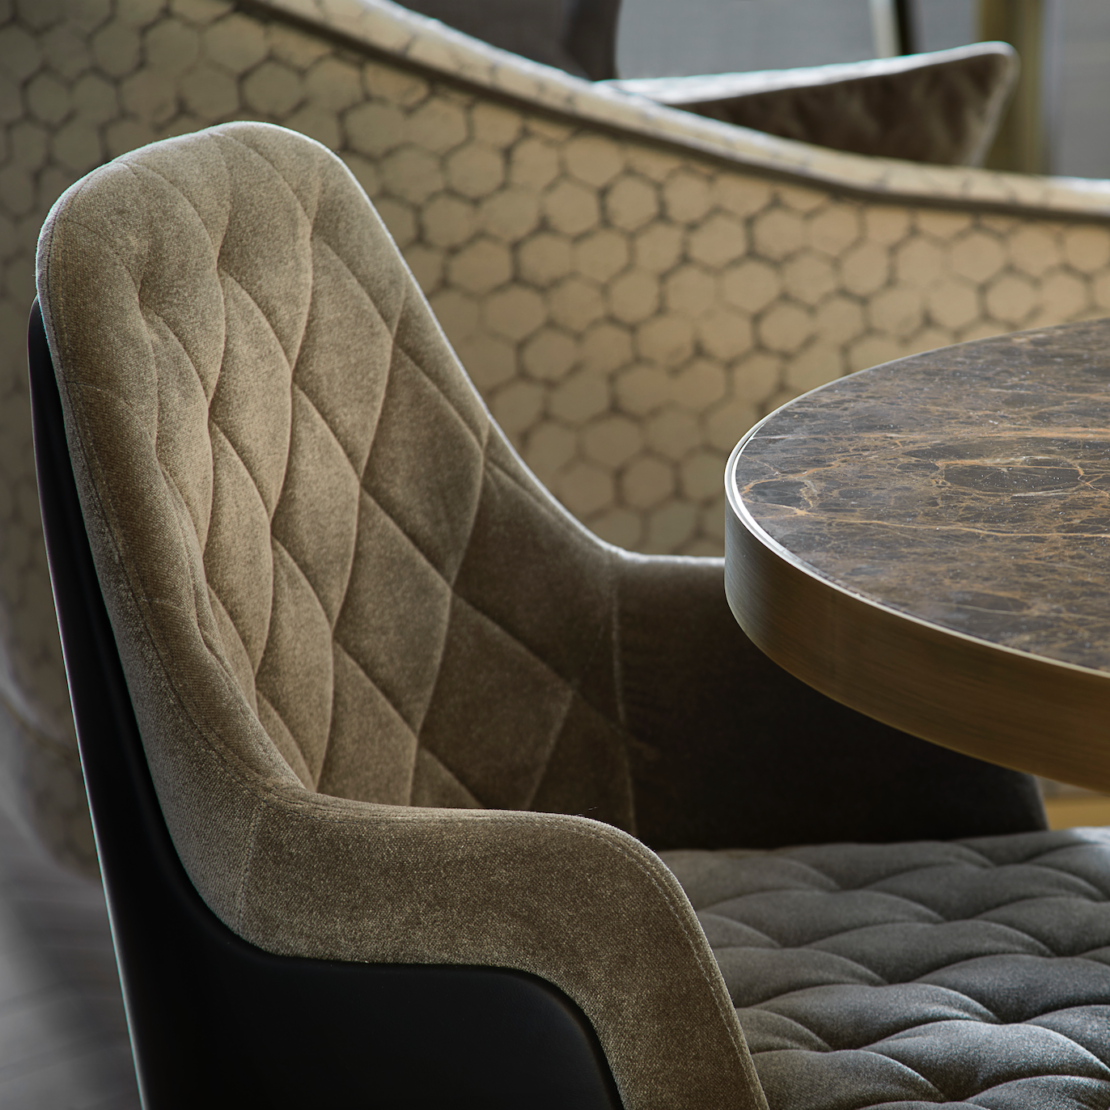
[0,814,137,1109]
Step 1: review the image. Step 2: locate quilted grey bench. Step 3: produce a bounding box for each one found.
[668,830,1110,1109]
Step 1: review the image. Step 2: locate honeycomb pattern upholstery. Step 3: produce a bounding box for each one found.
[5,0,1110,874]
[664,829,1110,1109]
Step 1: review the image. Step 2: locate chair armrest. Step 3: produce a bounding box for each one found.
[179,769,767,1110]
[614,554,1046,850]
[607,43,1018,166]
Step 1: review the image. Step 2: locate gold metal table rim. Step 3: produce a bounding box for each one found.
[724,426,1110,794]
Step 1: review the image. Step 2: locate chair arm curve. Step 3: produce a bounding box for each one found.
[208,774,767,1110]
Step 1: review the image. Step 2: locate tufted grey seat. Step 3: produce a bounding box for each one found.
[667,830,1110,1109]
[34,120,1108,1108]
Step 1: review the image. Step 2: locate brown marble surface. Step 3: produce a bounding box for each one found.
[733,318,1110,675]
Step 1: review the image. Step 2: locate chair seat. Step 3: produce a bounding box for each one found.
[664,830,1110,1109]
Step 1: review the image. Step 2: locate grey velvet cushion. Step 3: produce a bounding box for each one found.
[397,0,1013,166]
[611,43,1018,167]
[666,829,1110,1109]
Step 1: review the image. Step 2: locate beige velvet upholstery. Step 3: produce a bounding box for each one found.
[36,121,764,1110]
[39,120,1110,1110]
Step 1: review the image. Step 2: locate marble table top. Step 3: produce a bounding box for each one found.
[725,318,1110,790]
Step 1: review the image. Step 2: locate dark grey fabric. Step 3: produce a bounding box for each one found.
[612,44,1017,166]
[618,558,1047,852]
[396,0,623,79]
[664,830,1110,1109]
[396,4,1012,165]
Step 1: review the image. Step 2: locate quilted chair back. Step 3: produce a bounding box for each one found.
[37,122,764,1110]
[38,121,630,827]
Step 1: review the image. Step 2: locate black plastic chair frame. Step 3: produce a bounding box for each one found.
[28,300,622,1110]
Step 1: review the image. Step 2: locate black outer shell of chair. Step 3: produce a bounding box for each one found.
[28,300,622,1110]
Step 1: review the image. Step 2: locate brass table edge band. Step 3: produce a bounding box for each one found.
[724,441,1110,792]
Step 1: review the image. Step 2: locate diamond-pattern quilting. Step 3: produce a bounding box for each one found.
[736,1009,831,1055]
[717,945,887,1008]
[206,586,259,716]
[979,897,1110,955]
[361,343,488,585]
[867,863,1106,918]
[810,920,1054,980]
[332,488,453,735]
[750,983,999,1045]
[711,889,942,948]
[875,1020,1110,1099]
[755,1045,944,1109]
[124,176,228,406]
[292,238,393,476]
[975,1074,1110,1109]
[418,594,576,811]
[316,643,418,805]
[51,123,636,822]
[409,746,483,809]
[204,424,274,674]
[256,689,314,789]
[662,829,1110,1108]
[210,272,294,518]
[919,955,1110,1023]
[528,695,633,829]
[269,386,361,628]
[148,309,216,546]
[452,454,614,689]
[1032,1007,1110,1067]
[1022,843,1110,894]
[253,540,335,785]
[216,145,317,367]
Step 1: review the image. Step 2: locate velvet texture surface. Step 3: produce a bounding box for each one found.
[664,829,1110,1108]
[395,0,1015,166]
[36,123,1046,1108]
[612,44,1018,168]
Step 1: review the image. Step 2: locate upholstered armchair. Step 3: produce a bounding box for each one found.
[31,119,1110,1110]
[5,0,1110,874]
